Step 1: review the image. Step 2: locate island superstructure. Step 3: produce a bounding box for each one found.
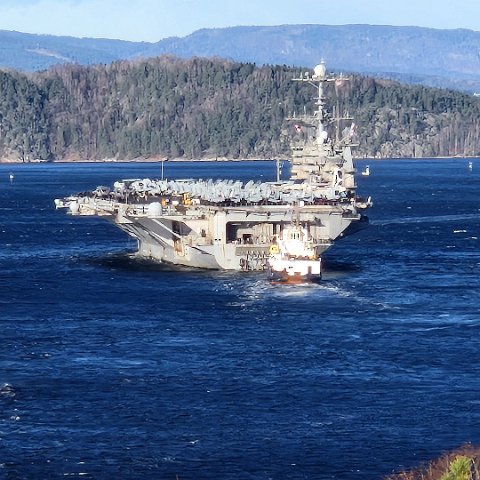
[55,62,371,272]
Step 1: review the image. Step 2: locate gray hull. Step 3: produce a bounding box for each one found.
[103,202,365,271]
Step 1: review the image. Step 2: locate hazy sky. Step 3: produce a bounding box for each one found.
[0,0,479,42]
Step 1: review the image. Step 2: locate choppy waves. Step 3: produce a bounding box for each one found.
[2,160,480,479]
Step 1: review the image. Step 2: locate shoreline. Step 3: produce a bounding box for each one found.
[0,157,285,165]
[0,156,477,165]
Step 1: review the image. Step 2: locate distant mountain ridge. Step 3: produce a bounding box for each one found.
[1,24,480,91]
[0,29,143,71]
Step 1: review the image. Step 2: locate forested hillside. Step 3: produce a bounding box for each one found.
[1,56,480,162]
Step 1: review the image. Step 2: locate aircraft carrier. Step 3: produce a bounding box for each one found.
[55,62,371,272]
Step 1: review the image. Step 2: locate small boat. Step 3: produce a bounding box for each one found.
[267,223,322,283]
[468,161,473,171]
[9,173,14,181]
[361,165,370,176]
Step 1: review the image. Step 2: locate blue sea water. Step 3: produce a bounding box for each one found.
[0,159,479,480]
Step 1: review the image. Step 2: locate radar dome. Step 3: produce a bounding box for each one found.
[147,202,162,217]
[313,63,326,79]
